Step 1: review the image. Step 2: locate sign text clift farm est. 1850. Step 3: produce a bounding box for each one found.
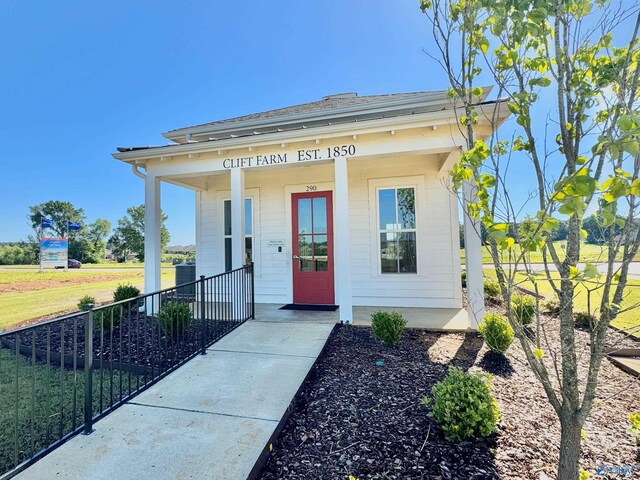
[222,144,356,169]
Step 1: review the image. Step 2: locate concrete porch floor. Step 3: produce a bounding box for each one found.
[254,303,471,330]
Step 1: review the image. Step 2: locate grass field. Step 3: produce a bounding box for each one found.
[483,269,640,338]
[0,348,135,476]
[0,269,174,331]
[461,241,640,264]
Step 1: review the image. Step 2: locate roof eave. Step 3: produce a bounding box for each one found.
[161,87,493,142]
[113,99,509,163]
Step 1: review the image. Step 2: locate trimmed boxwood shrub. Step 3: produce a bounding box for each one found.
[158,301,192,338]
[423,366,500,442]
[574,311,598,331]
[77,295,96,311]
[543,298,560,315]
[478,313,514,354]
[511,294,536,326]
[483,279,501,302]
[371,311,407,347]
[461,270,467,288]
[113,284,141,302]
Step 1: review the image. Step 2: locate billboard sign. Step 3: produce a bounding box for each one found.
[40,238,68,268]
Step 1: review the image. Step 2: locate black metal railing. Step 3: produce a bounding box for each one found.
[0,263,254,479]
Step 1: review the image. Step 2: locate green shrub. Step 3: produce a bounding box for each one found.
[511,294,536,326]
[629,412,640,446]
[158,301,192,338]
[483,279,501,301]
[371,311,407,347]
[478,313,514,354]
[574,311,598,331]
[77,295,96,311]
[461,270,467,288]
[422,366,500,442]
[113,284,141,302]
[543,298,560,315]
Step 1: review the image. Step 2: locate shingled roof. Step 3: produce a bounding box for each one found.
[116,88,496,154]
[165,92,435,133]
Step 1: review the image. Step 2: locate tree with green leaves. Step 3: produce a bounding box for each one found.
[420,0,640,478]
[68,219,112,263]
[108,205,170,262]
[28,200,85,238]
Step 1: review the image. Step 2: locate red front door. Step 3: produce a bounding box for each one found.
[292,191,334,304]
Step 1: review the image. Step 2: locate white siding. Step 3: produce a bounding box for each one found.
[196,155,462,308]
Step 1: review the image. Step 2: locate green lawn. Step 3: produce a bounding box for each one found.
[0,348,136,476]
[462,241,640,264]
[484,269,640,338]
[0,269,174,331]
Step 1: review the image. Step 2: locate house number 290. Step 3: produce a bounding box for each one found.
[306,185,317,192]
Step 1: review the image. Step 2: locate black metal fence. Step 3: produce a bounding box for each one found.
[0,264,254,479]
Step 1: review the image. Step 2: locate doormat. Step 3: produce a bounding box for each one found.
[279,304,339,312]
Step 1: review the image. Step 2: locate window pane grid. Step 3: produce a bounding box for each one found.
[224,198,253,271]
[378,187,417,274]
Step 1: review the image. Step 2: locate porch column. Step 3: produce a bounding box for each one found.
[334,157,353,323]
[462,177,484,330]
[144,174,162,294]
[230,167,245,269]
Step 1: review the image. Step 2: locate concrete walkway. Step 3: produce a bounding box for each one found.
[16,320,334,480]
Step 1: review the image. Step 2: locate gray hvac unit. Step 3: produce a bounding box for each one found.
[175,262,196,301]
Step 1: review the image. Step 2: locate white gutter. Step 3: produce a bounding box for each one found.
[131,164,147,179]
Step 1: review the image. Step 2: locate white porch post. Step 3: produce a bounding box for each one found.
[462,178,485,329]
[144,174,162,294]
[334,157,353,323]
[230,167,245,269]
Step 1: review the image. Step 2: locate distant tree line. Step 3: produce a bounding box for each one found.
[459,214,639,249]
[1,201,170,265]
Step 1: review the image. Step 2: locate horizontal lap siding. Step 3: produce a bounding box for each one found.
[196,156,462,308]
[347,156,462,308]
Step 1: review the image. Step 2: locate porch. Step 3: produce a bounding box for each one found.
[253,303,470,330]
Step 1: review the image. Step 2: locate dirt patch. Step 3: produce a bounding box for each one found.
[258,323,640,480]
[0,273,143,293]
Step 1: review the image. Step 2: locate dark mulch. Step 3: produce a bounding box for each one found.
[2,307,236,372]
[258,323,640,480]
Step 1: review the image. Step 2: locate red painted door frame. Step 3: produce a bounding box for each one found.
[291,191,335,304]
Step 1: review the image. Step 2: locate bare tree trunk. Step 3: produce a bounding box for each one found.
[558,413,583,480]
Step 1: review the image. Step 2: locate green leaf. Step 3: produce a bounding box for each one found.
[618,115,633,131]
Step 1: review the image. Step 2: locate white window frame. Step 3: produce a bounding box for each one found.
[377,187,417,274]
[368,176,424,277]
[219,187,260,275]
[223,197,254,271]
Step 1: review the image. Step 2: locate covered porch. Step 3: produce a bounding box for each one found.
[253,303,470,330]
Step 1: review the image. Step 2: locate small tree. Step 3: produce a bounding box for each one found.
[109,205,170,262]
[419,0,640,478]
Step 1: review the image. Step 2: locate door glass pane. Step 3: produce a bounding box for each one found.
[312,197,327,234]
[314,235,328,271]
[380,232,398,273]
[245,199,252,235]
[224,200,232,236]
[397,188,415,229]
[297,198,312,234]
[298,235,313,272]
[378,189,397,230]
[398,232,417,273]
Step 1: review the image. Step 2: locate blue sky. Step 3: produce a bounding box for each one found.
[0,1,632,245]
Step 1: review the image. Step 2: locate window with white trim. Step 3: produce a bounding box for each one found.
[378,187,417,274]
[224,198,253,271]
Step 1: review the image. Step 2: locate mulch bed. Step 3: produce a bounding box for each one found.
[258,319,640,479]
[1,307,237,373]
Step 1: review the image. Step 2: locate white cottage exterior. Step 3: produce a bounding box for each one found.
[113,90,508,328]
